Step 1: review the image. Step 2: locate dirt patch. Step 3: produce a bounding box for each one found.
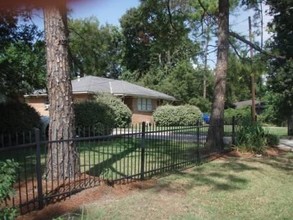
[215,147,285,160]
[17,179,157,220]
[264,147,284,157]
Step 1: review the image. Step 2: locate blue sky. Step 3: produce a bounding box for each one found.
[69,0,140,25]
[34,0,271,42]
[33,0,140,28]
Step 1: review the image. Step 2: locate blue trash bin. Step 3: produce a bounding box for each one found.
[202,113,210,124]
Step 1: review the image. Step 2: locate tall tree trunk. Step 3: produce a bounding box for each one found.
[288,114,293,136]
[203,18,211,99]
[205,0,229,150]
[44,3,79,180]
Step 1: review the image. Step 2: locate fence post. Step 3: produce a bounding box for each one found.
[196,120,200,164]
[140,122,146,180]
[35,128,44,209]
[232,116,235,145]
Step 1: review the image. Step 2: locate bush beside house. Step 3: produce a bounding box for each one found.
[0,102,40,134]
[94,94,132,128]
[74,94,132,135]
[153,105,202,126]
[74,101,115,136]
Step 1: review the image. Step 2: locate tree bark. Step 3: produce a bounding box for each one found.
[288,114,293,136]
[205,0,229,150]
[44,3,79,180]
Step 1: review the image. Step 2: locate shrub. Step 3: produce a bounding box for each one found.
[0,102,41,134]
[95,94,132,128]
[224,107,251,124]
[153,105,202,126]
[74,101,115,136]
[265,133,280,146]
[0,159,19,220]
[236,118,267,153]
[189,97,211,113]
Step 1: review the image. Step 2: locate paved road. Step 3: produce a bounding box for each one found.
[278,138,293,151]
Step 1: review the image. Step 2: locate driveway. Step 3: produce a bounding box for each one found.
[277,138,293,151]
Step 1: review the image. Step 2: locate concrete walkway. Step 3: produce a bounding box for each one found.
[277,138,293,151]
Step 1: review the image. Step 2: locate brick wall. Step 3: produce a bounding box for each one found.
[25,94,163,125]
[25,96,49,116]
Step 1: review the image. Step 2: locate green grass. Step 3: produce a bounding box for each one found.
[0,137,200,181]
[263,126,287,137]
[66,151,293,220]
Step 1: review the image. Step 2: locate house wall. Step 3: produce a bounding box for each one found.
[73,94,94,103]
[127,97,159,124]
[25,96,49,116]
[26,94,164,125]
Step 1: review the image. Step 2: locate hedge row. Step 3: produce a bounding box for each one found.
[153,104,202,126]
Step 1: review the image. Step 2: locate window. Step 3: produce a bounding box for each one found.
[137,98,153,111]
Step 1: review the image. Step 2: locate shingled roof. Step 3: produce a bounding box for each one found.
[72,76,176,101]
[26,76,176,101]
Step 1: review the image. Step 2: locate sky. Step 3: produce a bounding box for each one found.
[69,0,140,25]
[33,0,140,28]
[33,0,272,68]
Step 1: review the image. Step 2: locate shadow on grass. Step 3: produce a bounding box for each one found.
[148,152,293,194]
[136,157,263,194]
[86,141,139,178]
[256,151,293,172]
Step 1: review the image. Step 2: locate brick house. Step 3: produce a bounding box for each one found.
[24,76,176,124]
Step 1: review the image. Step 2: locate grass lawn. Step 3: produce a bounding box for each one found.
[63,151,293,220]
[263,126,288,137]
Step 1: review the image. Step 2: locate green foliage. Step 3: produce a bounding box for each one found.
[95,94,132,128]
[69,17,123,78]
[74,101,115,136]
[265,133,279,146]
[120,0,198,76]
[153,105,202,126]
[136,61,214,106]
[0,102,41,133]
[226,54,252,105]
[0,10,45,98]
[258,91,286,126]
[0,159,19,220]
[235,117,280,153]
[266,0,293,120]
[236,118,267,153]
[224,107,251,123]
[189,97,211,113]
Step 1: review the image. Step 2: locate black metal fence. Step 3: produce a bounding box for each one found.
[0,120,236,214]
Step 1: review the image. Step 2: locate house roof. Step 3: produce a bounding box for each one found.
[26,76,176,101]
[72,76,176,101]
[233,100,261,109]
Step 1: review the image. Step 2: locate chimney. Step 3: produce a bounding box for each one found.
[77,72,80,82]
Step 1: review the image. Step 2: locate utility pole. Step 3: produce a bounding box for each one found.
[249,16,256,122]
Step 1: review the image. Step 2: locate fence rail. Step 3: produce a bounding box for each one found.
[0,120,236,214]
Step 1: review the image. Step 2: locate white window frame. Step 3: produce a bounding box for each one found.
[137,98,153,112]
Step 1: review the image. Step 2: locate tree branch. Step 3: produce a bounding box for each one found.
[229,30,285,60]
[228,39,245,60]
[166,0,178,32]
